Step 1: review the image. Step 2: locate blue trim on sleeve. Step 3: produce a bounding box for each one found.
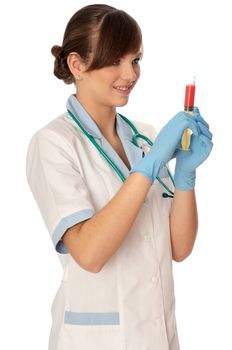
[52,209,95,254]
[64,311,120,325]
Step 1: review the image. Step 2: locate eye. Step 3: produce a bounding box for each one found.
[133,57,142,65]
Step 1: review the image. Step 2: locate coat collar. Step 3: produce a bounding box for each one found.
[66,94,132,141]
[66,94,144,176]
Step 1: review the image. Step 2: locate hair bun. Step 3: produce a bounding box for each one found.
[51,44,73,84]
[51,45,62,58]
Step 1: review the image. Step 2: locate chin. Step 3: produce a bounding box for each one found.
[114,97,130,107]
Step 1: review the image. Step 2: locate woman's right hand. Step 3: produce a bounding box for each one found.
[129,111,200,184]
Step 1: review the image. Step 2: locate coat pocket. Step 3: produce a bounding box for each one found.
[64,311,120,325]
[62,311,125,350]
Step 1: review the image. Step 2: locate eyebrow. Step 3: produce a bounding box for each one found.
[130,51,143,58]
[122,51,143,59]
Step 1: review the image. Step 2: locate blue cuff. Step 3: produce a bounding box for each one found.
[52,209,95,254]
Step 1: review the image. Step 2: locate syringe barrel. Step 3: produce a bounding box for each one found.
[181,83,196,150]
[184,84,195,111]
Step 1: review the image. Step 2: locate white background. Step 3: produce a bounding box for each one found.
[0,0,231,349]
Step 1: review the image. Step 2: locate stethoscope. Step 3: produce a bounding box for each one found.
[67,109,175,198]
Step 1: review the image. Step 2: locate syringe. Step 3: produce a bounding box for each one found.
[181,76,196,151]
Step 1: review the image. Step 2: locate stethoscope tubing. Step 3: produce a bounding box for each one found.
[67,109,175,198]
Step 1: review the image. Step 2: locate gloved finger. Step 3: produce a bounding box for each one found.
[195,113,210,129]
[199,134,214,156]
[172,111,200,135]
[197,121,213,140]
[180,114,200,136]
[193,107,209,128]
[174,148,191,159]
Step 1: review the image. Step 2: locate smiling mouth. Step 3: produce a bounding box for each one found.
[113,82,135,93]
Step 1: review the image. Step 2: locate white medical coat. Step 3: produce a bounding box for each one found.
[26,95,180,350]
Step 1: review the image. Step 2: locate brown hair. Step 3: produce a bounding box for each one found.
[51,4,142,84]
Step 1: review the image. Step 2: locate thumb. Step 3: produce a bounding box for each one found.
[175,148,191,160]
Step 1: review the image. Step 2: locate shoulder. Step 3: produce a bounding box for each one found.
[27,112,77,152]
[26,113,79,174]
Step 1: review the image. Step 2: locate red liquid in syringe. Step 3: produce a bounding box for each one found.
[184,84,195,112]
[181,80,196,150]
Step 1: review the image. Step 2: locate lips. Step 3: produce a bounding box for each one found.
[113,82,135,94]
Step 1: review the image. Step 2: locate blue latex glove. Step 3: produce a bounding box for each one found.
[174,107,213,190]
[129,111,200,183]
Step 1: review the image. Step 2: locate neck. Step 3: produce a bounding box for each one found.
[76,93,118,140]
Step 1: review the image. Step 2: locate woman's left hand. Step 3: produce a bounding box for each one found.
[174,107,213,190]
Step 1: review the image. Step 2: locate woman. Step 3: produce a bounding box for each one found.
[26,4,213,350]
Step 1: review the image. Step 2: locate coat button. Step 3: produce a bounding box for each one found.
[151,274,160,285]
[144,235,151,241]
[154,317,163,327]
[151,276,156,283]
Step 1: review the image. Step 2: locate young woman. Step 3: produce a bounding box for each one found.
[26,4,213,350]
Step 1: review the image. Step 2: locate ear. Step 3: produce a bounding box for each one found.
[67,52,86,80]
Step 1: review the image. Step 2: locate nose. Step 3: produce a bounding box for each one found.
[120,62,139,82]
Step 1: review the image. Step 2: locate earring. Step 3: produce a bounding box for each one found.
[75,75,80,80]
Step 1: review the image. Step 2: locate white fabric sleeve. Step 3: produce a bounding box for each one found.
[26,128,95,254]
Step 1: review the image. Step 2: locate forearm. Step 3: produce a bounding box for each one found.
[71,173,151,271]
[169,189,198,262]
